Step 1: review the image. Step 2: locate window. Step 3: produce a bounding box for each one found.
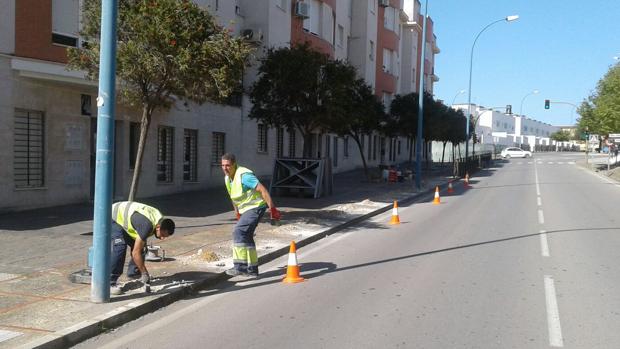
[276,128,284,158]
[384,6,396,31]
[370,0,376,13]
[288,129,296,157]
[325,10,335,44]
[344,136,349,157]
[369,40,374,61]
[52,0,79,47]
[303,0,321,35]
[367,134,372,158]
[337,25,344,47]
[257,124,268,153]
[212,132,226,165]
[347,0,352,18]
[383,49,395,74]
[14,109,44,188]
[183,129,198,182]
[129,122,140,169]
[157,126,174,183]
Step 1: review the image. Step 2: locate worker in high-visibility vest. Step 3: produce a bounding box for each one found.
[110,201,175,295]
[221,153,281,278]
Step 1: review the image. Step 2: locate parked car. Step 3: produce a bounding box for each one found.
[501,147,532,159]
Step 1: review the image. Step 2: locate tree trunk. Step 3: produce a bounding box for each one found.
[128,105,152,201]
[302,130,313,158]
[353,135,370,181]
[441,141,447,167]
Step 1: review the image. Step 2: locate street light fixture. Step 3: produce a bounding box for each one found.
[451,89,466,106]
[465,15,519,167]
[519,89,539,117]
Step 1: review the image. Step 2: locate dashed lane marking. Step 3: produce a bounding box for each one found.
[0,329,22,343]
[544,275,564,347]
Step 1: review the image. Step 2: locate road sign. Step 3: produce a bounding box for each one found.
[589,135,599,144]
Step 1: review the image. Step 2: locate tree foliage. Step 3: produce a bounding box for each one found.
[68,0,252,200]
[249,43,334,157]
[550,130,572,142]
[577,63,620,135]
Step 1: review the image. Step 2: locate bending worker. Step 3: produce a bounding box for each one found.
[110,201,175,295]
[221,153,281,278]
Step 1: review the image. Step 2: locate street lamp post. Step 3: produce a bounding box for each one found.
[519,89,539,117]
[465,15,519,170]
[451,89,466,106]
[415,0,429,190]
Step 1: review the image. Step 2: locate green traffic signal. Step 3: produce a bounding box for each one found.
[544,99,550,109]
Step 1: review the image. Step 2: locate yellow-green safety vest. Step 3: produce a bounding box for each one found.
[111,201,162,240]
[225,166,265,214]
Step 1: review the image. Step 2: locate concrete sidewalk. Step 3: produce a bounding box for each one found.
[0,165,458,348]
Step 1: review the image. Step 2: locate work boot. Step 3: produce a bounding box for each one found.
[110,283,123,295]
[225,268,244,277]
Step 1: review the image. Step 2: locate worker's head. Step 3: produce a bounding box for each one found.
[221,153,237,177]
[155,218,175,240]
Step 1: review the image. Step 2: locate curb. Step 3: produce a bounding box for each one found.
[21,181,446,349]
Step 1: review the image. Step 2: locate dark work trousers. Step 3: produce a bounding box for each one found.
[110,221,144,284]
[232,206,266,275]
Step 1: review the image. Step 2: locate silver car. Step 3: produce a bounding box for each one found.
[501,147,532,159]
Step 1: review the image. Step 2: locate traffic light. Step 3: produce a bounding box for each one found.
[544,99,550,109]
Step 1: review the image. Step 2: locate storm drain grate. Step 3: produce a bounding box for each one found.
[0,330,22,343]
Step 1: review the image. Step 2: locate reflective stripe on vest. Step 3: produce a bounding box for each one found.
[225,166,265,214]
[111,201,162,240]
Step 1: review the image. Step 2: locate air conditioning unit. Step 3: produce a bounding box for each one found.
[379,0,389,7]
[241,28,263,44]
[295,2,310,18]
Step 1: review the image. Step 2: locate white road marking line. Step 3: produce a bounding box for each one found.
[518,162,523,165]
[568,161,575,165]
[0,330,22,343]
[540,230,549,257]
[537,197,542,206]
[557,162,564,164]
[547,162,554,164]
[528,161,533,164]
[544,275,564,347]
[538,210,545,224]
[0,273,19,282]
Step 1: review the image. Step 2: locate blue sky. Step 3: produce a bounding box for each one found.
[429,0,620,126]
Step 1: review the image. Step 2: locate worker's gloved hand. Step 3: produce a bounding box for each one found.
[140,272,151,285]
[270,207,281,221]
[235,211,241,221]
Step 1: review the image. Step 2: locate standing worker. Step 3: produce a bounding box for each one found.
[110,201,175,295]
[221,153,281,278]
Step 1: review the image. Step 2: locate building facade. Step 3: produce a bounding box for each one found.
[0,0,439,212]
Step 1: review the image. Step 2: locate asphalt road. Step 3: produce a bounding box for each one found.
[76,152,620,349]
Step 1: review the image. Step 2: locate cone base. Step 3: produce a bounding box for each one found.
[283,276,305,283]
[433,200,440,205]
[389,216,400,225]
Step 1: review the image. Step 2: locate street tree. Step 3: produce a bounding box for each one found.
[577,63,620,135]
[550,130,571,142]
[249,43,339,157]
[324,73,386,179]
[67,0,252,200]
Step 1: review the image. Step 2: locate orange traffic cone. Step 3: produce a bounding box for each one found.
[447,181,454,193]
[389,201,400,225]
[283,241,305,284]
[433,186,441,205]
[464,172,471,188]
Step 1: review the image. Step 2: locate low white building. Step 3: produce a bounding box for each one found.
[452,104,559,150]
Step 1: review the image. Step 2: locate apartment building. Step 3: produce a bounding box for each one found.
[0,0,439,212]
